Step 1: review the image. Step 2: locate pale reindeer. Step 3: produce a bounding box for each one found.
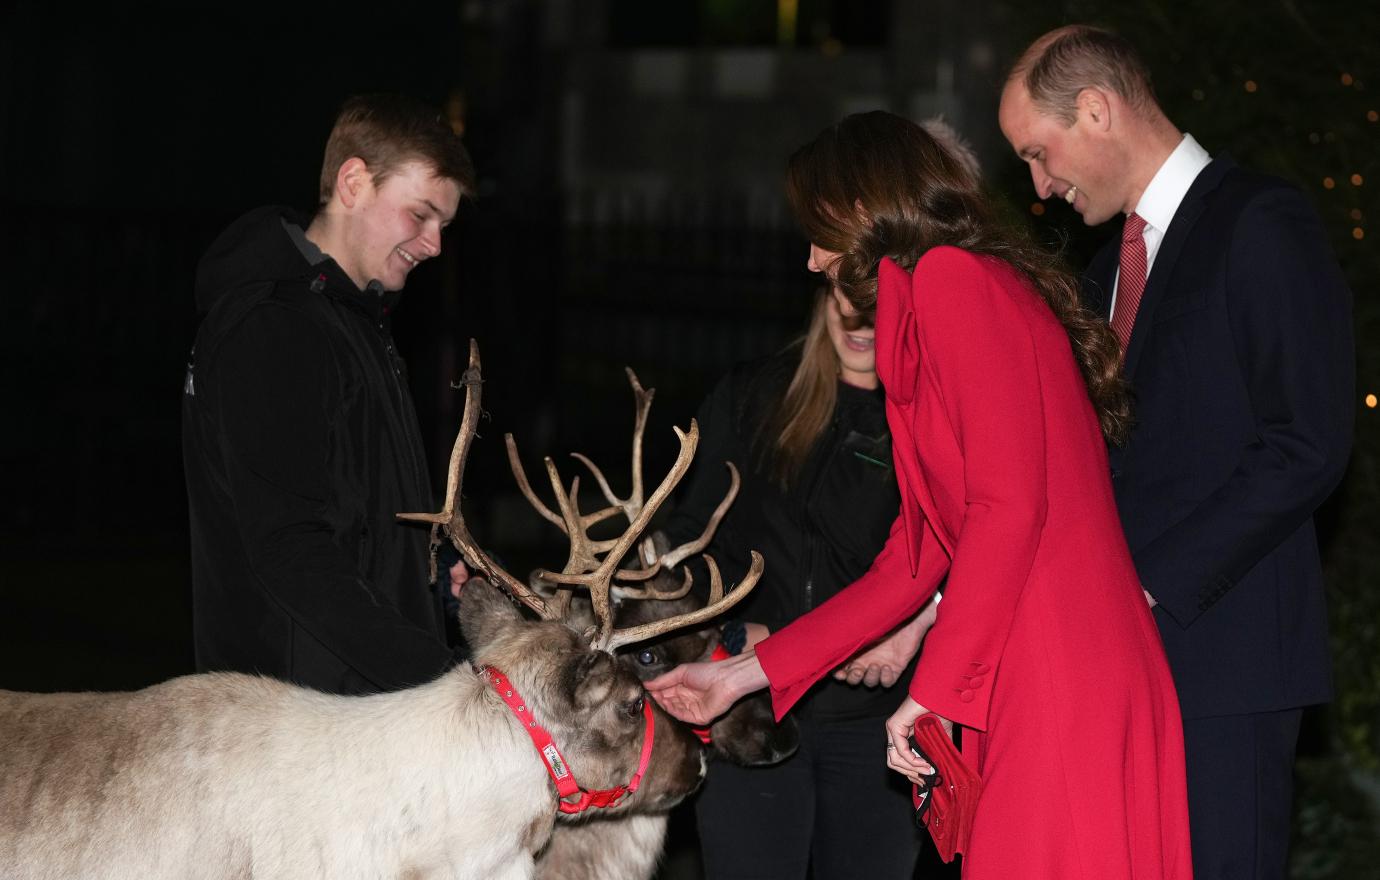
[0,342,761,880]
[504,370,798,880]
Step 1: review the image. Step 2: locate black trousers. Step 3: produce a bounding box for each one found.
[694,713,934,879]
[1183,708,1303,880]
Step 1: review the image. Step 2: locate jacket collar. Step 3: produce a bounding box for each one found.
[307,257,403,326]
[1119,155,1235,380]
[280,212,404,325]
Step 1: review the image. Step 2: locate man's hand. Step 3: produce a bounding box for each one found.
[833,596,938,687]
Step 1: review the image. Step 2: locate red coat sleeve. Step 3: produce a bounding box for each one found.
[905,248,1049,731]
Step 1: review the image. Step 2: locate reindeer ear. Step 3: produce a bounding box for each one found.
[637,531,675,567]
[649,530,672,559]
[458,577,523,651]
[528,569,559,600]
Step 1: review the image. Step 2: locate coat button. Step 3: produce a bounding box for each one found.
[967,676,984,689]
[959,690,975,703]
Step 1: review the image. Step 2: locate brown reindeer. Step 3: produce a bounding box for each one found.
[501,370,796,880]
[504,370,798,770]
[0,342,759,880]
[532,584,801,880]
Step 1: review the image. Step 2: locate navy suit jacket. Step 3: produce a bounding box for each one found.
[1084,156,1354,720]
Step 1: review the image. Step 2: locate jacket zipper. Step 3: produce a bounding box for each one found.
[379,318,428,503]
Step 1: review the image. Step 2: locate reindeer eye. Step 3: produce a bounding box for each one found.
[636,649,658,666]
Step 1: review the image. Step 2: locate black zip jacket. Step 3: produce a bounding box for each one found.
[663,348,909,720]
[183,206,454,695]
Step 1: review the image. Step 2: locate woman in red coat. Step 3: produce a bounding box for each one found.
[648,111,1193,879]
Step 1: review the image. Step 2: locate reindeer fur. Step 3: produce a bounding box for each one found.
[0,581,703,880]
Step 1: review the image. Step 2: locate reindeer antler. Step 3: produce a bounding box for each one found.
[561,369,744,602]
[396,340,555,620]
[570,367,653,525]
[505,367,762,652]
[606,551,764,652]
[654,461,741,569]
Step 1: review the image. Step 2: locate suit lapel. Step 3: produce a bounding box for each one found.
[1121,157,1235,381]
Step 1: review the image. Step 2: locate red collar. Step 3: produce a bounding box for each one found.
[479,665,655,814]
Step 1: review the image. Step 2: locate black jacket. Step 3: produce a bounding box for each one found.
[1084,159,1353,719]
[664,348,907,720]
[183,206,454,695]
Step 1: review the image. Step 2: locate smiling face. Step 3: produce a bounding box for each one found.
[824,290,876,389]
[999,81,1128,226]
[806,244,877,389]
[335,159,462,292]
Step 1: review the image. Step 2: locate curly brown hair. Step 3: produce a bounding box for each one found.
[784,110,1131,446]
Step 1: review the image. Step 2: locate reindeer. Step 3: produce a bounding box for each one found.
[496,369,797,880]
[506,369,798,770]
[531,580,803,880]
[0,342,760,880]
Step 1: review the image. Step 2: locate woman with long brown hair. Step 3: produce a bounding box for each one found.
[649,111,1193,878]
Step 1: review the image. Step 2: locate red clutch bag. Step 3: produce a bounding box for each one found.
[909,713,983,863]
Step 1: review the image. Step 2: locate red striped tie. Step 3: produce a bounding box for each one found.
[1111,213,1148,353]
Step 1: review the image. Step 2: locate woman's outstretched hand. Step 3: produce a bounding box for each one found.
[884,695,954,785]
[646,651,770,726]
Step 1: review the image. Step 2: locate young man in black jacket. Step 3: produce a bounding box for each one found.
[183,94,475,695]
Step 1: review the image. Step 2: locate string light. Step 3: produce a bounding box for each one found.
[1366,394,1378,409]
[1351,174,1365,186]
[1323,177,1336,189]
[1030,203,1046,216]
[1368,110,1378,122]
[1353,228,1366,240]
[1352,209,1364,221]
[1244,80,1258,93]
[777,0,798,46]
[1342,73,1355,86]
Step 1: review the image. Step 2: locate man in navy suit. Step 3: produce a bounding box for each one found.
[999,25,1354,880]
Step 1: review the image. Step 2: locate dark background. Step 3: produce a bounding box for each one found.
[2,1,1377,876]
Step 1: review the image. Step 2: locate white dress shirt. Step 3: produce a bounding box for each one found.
[1109,134,1213,314]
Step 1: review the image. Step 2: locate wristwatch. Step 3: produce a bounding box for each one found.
[720,619,748,656]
